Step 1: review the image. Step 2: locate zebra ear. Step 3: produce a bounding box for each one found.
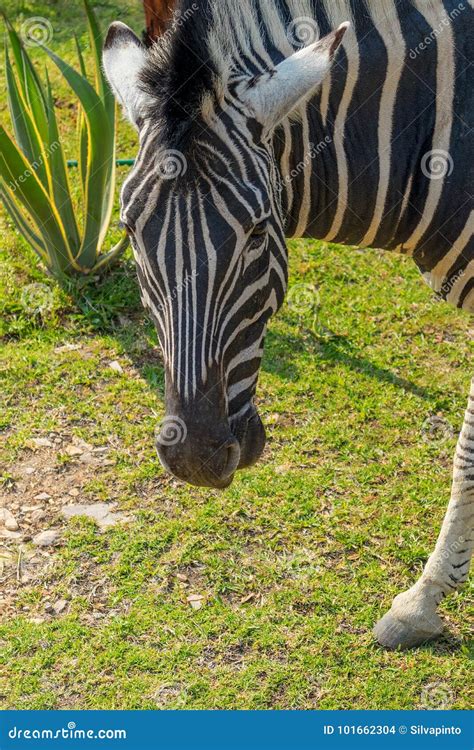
[239,23,349,133]
[103,22,148,128]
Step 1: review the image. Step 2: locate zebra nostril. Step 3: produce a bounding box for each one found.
[157,431,240,486]
[221,438,241,479]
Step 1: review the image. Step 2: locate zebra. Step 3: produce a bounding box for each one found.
[103,0,473,650]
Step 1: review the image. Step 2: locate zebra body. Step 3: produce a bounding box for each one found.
[275,1,473,311]
[103,0,473,650]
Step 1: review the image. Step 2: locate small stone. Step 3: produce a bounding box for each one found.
[54,343,82,353]
[79,452,96,465]
[33,529,61,547]
[69,488,80,497]
[31,509,46,522]
[61,503,127,529]
[53,599,68,615]
[30,437,53,448]
[44,602,55,614]
[176,573,188,582]
[65,444,84,457]
[34,492,51,501]
[0,529,22,540]
[108,360,123,374]
[0,508,19,531]
[72,438,93,451]
[24,467,35,475]
[187,594,205,610]
[21,505,42,513]
[28,555,44,565]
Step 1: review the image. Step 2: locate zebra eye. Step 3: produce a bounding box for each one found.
[249,221,267,243]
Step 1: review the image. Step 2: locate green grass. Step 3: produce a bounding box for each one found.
[0,0,473,711]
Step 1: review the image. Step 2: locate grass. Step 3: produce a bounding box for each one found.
[0,0,473,711]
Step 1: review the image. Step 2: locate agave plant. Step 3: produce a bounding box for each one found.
[0,1,128,280]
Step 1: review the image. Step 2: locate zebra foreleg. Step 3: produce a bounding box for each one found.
[374,377,474,649]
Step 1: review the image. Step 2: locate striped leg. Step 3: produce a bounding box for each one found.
[374,378,474,649]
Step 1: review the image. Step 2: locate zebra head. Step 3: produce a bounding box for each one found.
[103,15,347,488]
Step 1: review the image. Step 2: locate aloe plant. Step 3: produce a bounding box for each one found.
[0,1,128,280]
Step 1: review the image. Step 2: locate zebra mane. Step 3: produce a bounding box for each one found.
[139,0,218,149]
[139,0,416,149]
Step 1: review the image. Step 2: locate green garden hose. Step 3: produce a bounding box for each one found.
[66,158,135,167]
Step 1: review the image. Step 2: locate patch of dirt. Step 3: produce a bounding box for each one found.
[0,432,131,622]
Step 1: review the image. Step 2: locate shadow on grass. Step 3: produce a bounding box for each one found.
[264,326,435,402]
[417,633,473,656]
[8,258,436,404]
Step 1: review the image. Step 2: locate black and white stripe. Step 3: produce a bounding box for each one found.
[104,0,473,646]
[115,0,473,412]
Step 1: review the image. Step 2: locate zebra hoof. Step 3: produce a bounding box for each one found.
[373,611,443,650]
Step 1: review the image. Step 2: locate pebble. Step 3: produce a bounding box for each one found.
[61,503,127,528]
[53,599,68,615]
[65,444,84,457]
[0,529,22,540]
[108,360,124,374]
[0,508,19,531]
[187,594,205,610]
[31,509,47,522]
[32,529,61,547]
[34,492,51,501]
[54,343,82,353]
[30,437,53,448]
[80,453,96,465]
